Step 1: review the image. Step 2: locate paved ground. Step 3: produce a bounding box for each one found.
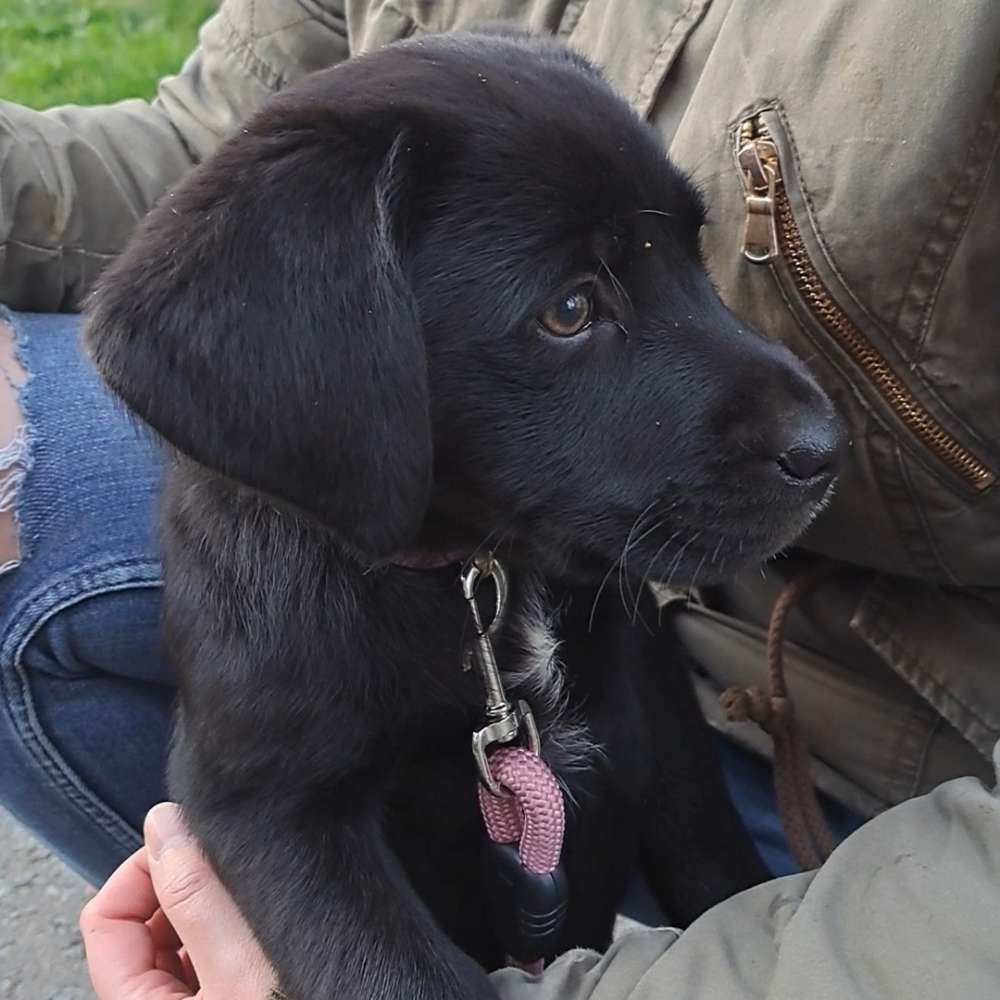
[0,810,93,999]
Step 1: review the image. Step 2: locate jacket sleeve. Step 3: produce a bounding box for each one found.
[0,0,350,312]
[492,743,1000,1000]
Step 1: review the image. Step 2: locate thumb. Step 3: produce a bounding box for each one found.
[145,803,277,1000]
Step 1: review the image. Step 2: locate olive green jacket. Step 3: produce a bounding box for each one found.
[2,0,998,817]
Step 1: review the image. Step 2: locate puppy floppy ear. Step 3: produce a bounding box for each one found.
[84,104,431,557]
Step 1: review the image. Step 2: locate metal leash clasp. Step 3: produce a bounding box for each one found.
[461,554,540,797]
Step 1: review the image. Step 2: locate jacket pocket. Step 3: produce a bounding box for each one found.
[732,108,995,496]
[670,600,959,815]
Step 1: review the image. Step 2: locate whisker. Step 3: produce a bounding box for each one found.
[589,501,657,632]
[626,513,668,551]
[598,255,633,312]
[662,530,702,593]
[631,528,682,624]
[617,504,649,618]
[686,551,708,607]
[588,555,622,633]
[619,521,655,634]
[710,535,725,566]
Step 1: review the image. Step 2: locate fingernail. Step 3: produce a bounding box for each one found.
[145,802,189,861]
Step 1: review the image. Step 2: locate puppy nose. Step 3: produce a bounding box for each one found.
[774,415,847,485]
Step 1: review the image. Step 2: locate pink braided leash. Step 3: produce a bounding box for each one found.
[477,747,565,874]
[477,747,565,974]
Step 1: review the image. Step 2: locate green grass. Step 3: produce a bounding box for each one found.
[0,0,216,109]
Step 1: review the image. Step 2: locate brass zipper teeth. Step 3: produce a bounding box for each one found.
[744,118,995,491]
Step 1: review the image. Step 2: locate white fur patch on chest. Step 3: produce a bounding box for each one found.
[502,583,604,790]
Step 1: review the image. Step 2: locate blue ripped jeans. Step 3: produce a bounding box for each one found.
[0,308,860,888]
[0,308,169,884]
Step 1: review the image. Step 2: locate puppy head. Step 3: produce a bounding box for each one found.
[85,33,844,581]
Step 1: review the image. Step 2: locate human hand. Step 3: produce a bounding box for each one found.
[81,802,280,999]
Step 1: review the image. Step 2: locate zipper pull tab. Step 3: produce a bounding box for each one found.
[738,137,780,264]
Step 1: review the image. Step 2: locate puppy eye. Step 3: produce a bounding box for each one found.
[540,290,592,337]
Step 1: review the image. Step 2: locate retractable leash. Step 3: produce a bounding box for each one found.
[460,555,569,974]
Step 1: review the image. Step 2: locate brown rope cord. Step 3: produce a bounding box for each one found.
[720,562,838,871]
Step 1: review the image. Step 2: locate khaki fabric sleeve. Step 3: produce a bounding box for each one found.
[492,742,1000,999]
[0,0,350,312]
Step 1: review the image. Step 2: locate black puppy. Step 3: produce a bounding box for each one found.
[85,32,843,1000]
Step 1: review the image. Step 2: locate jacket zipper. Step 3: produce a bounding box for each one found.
[736,115,995,492]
